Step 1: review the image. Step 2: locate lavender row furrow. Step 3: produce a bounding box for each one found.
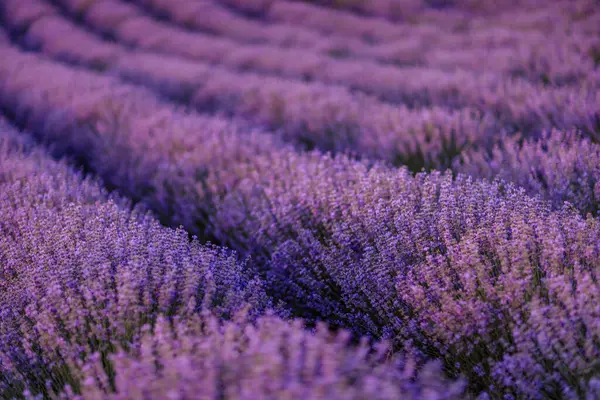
[271,1,599,83]
[33,0,600,143]
[135,0,331,48]
[285,0,424,21]
[0,119,458,400]
[282,0,521,22]
[267,1,599,83]
[131,0,456,68]
[269,0,598,41]
[0,0,56,32]
[1,46,599,398]
[1,0,492,171]
[3,1,598,215]
[294,0,598,26]
[0,44,285,236]
[42,0,590,107]
[119,53,494,170]
[42,0,600,138]
[130,0,600,84]
[477,0,600,34]
[4,9,598,218]
[5,2,599,219]
[0,118,268,397]
[135,0,598,83]
[217,0,274,16]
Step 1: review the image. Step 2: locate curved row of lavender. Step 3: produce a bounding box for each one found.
[43,0,600,110]
[33,0,600,144]
[0,119,465,399]
[227,0,600,38]
[135,0,596,83]
[3,0,493,171]
[1,45,599,399]
[3,0,600,217]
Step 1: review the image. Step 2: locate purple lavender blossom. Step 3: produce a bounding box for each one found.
[0,47,598,397]
[0,120,268,397]
[0,1,599,398]
[457,129,600,216]
[65,314,465,400]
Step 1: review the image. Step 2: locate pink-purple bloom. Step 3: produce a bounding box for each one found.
[0,0,599,398]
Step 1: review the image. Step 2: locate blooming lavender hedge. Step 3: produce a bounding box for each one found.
[64,314,465,400]
[136,0,598,81]
[269,0,599,41]
[2,0,491,171]
[0,119,465,399]
[457,129,600,216]
[49,0,599,94]
[0,119,270,396]
[1,46,599,398]
[28,0,597,141]
[1,0,600,398]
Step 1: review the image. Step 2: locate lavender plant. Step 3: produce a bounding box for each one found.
[457,129,600,216]
[0,120,268,398]
[0,119,463,400]
[62,314,465,400]
[0,47,598,397]
[1,1,599,397]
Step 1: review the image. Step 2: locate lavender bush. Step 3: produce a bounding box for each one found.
[0,120,270,397]
[457,130,600,216]
[0,120,460,400]
[64,314,465,400]
[0,1,599,398]
[0,47,599,398]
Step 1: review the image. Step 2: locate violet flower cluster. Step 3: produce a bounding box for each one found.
[0,44,599,398]
[0,120,457,399]
[3,0,491,170]
[0,0,599,399]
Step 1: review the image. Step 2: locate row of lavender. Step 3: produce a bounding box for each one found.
[218,0,600,37]
[37,0,600,105]
[34,0,600,141]
[135,0,598,84]
[0,43,599,398]
[3,0,600,215]
[4,0,493,170]
[0,117,463,398]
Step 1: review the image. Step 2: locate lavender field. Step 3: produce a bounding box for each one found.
[0,0,599,398]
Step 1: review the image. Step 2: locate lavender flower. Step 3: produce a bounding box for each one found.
[0,47,599,397]
[0,120,268,398]
[65,314,465,400]
[0,2,599,398]
[457,129,600,215]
